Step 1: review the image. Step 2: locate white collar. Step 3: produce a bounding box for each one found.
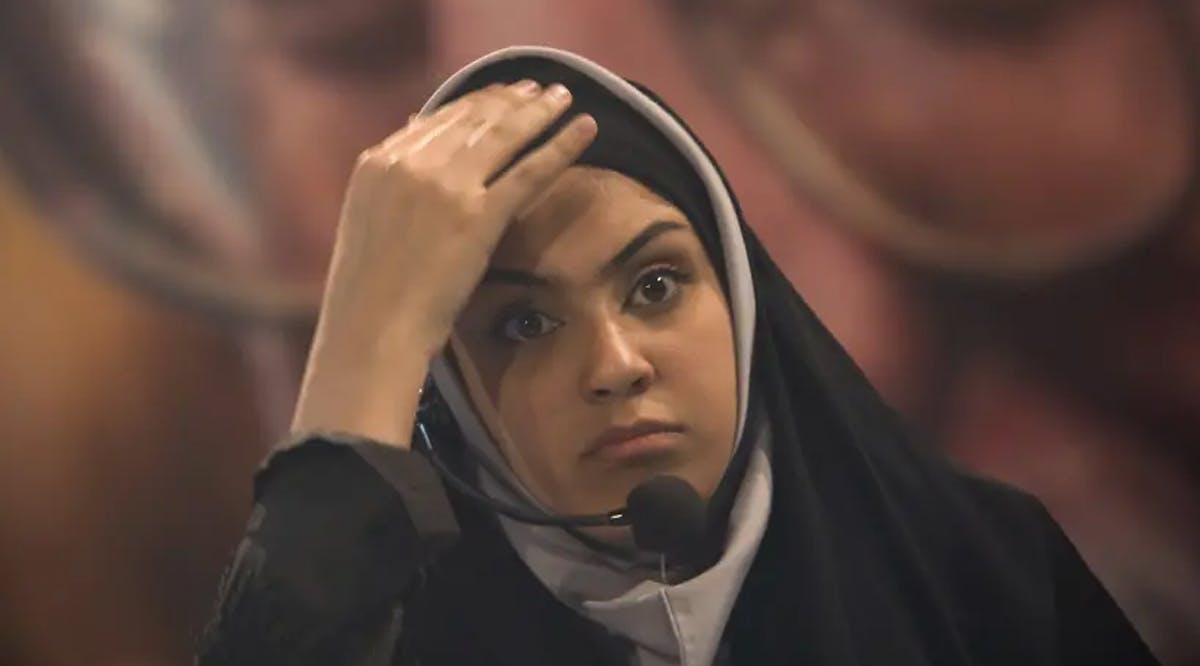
[491,423,772,666]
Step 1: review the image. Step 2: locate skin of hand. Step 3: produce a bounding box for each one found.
[290,80,599,445]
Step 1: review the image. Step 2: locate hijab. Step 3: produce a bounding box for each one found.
[419,46,766,666]
[412,46,1158,666]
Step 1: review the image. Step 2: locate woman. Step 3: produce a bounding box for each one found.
[197,46,1158,666]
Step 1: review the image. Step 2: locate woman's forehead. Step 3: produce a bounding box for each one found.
[496,166,689,267]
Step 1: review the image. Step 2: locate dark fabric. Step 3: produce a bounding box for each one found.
[196,438,639,666]
[196,439,456,666]
[432,56,1159,664]
[196,433,1157,666]
[198,55,1161,665]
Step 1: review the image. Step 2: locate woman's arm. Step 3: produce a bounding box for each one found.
[197,80,595,665]
[196,436,458,666]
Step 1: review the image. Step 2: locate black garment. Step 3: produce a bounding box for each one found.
[195,432,1155,666]
[195,438,641,666]
[197,49,1160,666]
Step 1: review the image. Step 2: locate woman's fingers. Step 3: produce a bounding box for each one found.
[487,112,598,217]
[350,104,471,193]
[405,81,543,169]
[368,80,578,190]
[457,82,578,182]
[353,80,594,226]
[370,84,501,157]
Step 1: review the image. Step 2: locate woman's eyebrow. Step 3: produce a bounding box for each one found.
[479,220,688,288]
[598,220,688,278]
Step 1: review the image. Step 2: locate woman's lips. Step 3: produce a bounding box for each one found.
[584,421,686,462]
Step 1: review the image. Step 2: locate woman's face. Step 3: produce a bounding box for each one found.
[454,166,738,522]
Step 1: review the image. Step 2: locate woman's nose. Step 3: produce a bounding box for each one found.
[580,318,654,402]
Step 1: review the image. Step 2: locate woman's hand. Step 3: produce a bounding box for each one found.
[291,80,597,444]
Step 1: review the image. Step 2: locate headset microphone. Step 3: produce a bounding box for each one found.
[415,419,708,556]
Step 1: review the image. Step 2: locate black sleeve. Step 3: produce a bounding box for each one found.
[196,435,460,666]
[1040,507,1160,666]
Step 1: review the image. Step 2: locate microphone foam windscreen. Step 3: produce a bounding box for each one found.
[626,476,707,556]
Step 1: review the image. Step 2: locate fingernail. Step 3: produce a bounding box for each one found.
[548,84,571,103]
[515,79,540,96]
[575,114,597,136]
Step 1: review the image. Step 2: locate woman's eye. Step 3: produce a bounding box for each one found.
[628,267,686,308]
[497,310,561,342]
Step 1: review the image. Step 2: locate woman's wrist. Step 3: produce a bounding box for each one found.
[290,316,439,447]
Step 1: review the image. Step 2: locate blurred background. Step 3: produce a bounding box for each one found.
[1,0,1197,664]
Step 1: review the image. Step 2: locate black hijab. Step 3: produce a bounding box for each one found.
[415,48,1159,666]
